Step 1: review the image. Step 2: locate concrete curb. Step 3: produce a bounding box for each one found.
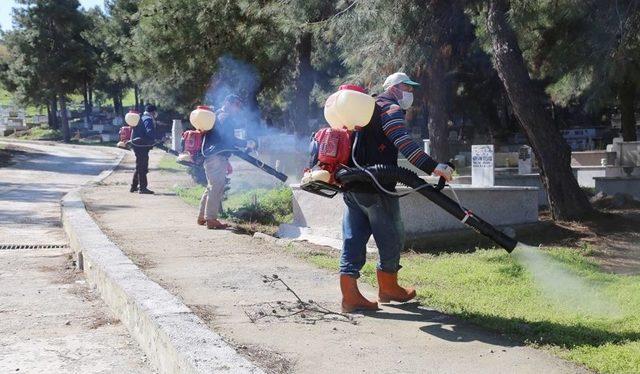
[61,159,263,373]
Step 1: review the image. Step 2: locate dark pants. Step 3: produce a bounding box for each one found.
[132,148,150,190]
[340,191,404,278]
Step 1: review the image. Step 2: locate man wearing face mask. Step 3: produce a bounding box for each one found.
[130,104,157,194]
[339,72,454,313]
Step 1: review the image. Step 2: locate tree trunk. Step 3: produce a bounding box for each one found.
[134,85,140,111]
[487,0,592,220]
[88,84,93,107]
[59,96,70,143]
[425,59,451,162]
[46,103,51,129]
[83,81,91,128]
[619,77,638,142]
[290,31,315,134]
[49,95,59,130]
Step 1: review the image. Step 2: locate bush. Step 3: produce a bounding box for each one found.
[221,187,293,225]
[19,126,62,140]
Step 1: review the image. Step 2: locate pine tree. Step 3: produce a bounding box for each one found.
[329,0,473,161]
[514,0,640,142]
[4,0,93,141]
[485,0,593,220]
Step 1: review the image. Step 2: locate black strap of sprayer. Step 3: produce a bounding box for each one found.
[129,138,179,156]
[335,165,517,253]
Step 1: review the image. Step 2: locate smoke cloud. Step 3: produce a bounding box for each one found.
[202,55,312,187]
[513,243,621,318]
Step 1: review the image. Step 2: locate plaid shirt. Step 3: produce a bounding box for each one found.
[377,94,438,174]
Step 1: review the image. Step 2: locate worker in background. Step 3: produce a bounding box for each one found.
[130,104,157,194]
[198,95,256,229]
[340,72,454,312]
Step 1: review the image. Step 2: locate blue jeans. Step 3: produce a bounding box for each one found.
[340,191,405,278]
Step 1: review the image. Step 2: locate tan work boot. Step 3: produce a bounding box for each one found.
[206,219,229,230]
[340,275,378,313]
[377,269,416,303]
[197,216,206,226]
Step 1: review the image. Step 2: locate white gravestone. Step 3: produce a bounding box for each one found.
[171,119,183,152]
[518,145,533,174]
[472,144,495,187]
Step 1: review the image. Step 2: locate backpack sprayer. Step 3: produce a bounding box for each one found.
[175,106,288,183]
[116,109,181,155]
[115,107,286,182]
[300,85,517,253]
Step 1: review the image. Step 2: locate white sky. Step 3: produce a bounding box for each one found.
[1,0,105,32]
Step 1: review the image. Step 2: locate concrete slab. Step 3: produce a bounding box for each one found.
[62,189,263,374]
[594,176,640,200]
[281,183,538,250]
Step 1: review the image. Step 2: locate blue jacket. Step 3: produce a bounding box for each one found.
[202,109,247,157]
[132,114,156,146]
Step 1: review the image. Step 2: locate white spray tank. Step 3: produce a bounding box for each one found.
[125,110,141,127]
[303,85,375,185]
[190,105,216,131]
[323,84,375,130]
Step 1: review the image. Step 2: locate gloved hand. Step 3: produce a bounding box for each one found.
[246,140,257,150]
[433,163,454,182]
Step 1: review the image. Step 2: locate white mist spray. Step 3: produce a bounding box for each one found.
[203,55,311,188]
[512,243,621,318]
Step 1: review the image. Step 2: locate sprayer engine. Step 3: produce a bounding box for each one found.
[314,127,351,180]
[117,126,133,149]
[176,130,204,165]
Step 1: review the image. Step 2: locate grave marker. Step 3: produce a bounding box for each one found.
[472,144,494,187]
[518,145,533,174]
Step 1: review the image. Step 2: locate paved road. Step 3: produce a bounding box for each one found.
[0,140,153,373]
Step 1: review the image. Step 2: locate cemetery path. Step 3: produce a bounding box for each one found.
[82,150,588,374]
[0,140,154,373]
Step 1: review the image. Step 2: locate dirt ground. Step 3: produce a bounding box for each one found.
[520,209,640,274]
[82,151,587,374]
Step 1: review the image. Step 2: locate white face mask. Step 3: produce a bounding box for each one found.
[398,91,414,109]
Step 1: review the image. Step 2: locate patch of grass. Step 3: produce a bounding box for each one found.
[18,126,62,140]
[158,155,187,172]
[162,154,293,226]
[172,184,293,226]
[175,185,206,206]
[304,247,640,373]
[221,187,293,225]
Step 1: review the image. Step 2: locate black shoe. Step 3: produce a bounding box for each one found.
[139,188,155,194]
[130,186,138,193]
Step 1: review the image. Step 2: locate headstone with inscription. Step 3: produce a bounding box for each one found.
[518,145,533,174]
[472,144,494,187]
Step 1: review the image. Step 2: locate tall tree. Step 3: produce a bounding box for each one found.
[261,1,338,133]
[4,0,93,141]
[522,0,640,142]
[127,0,290,114]
[331,0,473,161]
[485,0,593,220]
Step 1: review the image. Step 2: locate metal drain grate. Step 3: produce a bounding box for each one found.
[0,244,69,250]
